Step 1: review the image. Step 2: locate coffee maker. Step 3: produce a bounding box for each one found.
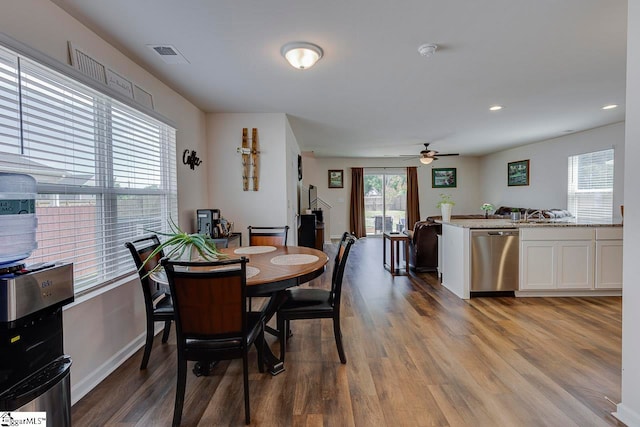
[197,209,221,238]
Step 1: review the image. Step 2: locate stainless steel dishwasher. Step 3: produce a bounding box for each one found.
[471,229,519,293]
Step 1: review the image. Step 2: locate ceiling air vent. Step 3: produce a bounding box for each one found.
[146,44,190,64]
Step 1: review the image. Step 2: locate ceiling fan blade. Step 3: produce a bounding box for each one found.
[436,153,459,156]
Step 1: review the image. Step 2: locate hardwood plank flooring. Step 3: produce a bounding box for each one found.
[72,237,623,426]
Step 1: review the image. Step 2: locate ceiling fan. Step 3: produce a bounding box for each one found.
[418,143,459,164]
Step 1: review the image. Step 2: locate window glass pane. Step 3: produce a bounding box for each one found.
[0,46,21,156]
[567,149,614,221]
[0,45,177,294]
[364,170,407,235]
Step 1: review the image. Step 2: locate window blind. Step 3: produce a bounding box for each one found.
[0,44,177,293]
[567,149,614,222]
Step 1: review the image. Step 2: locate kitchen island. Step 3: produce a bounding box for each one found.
[437,218,622,299]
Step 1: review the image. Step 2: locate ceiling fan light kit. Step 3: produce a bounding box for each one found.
[417,143,459,163]
[281,42,323,69]
[420,156,434,165]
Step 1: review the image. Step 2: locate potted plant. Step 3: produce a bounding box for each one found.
[140,218,227,277]
[481,203,494,218]
[510,208,521,222]
[436,193,455,222]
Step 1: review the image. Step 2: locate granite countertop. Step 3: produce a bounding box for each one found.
[436,218,623,229]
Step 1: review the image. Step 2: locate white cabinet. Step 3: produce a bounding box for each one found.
[520,241,555,290]
[595,228,623,289]
[520,239,593,290]
[556,241,594,289]
[519,227,622,293]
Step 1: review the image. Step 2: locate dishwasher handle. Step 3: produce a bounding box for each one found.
[487,230,518,236]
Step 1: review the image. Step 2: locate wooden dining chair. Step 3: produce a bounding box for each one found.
[276,233,356,364]
[124,235,174,370]
[161,257,265,426]
[246,225,289,313]
[247,225,289,246]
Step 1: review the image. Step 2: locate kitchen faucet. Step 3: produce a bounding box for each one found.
[525,210,544,221]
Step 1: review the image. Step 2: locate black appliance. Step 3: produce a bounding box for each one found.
[197,209,221,238]
[298,214,317,248]
[0,262,74,426]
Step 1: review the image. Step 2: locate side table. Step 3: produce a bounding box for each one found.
[383,232,409,275]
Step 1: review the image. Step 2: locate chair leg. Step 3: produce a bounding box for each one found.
[243,352,251,424]
[161,320,172,343]
[277,315,287,362]
[333,315,347,364]
[140,317,154,370]
[172,354,187,427]
[256,322,265,373]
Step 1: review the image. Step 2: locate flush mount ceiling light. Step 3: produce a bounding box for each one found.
[281,42,323,70]
[489,105,504,111]
[602,104,618,110]
[418,43,438,58]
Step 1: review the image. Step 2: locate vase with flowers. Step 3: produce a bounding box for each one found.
[436,194,455,222]
[481,203,494,218]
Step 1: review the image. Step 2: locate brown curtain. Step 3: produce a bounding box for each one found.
[350,168,366,238]
[407,167,420,230]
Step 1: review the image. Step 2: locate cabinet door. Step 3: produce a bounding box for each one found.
[556,240,593,289]
[595,240,623,289]
[520,241,556,290]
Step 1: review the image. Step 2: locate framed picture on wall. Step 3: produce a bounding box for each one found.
[432,168,457,188]
[507,159,530,186]
[328,169,344,188]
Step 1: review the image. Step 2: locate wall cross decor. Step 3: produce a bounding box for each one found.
[237,128,260,191]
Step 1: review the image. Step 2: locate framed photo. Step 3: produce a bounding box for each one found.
[432,168,457,188]
[328,169,344,188]
[507,159,530,186]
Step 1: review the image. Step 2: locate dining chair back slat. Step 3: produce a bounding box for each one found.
[248,225,289,246]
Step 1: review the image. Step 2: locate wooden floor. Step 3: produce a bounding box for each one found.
[72,237,624,426]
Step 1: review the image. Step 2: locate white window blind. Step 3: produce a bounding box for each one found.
[0,44,177,293]
[567,149,614,222]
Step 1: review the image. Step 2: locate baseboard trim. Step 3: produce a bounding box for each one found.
[515,290,622,297]
[70,326,163,405]
[614,402,640,427]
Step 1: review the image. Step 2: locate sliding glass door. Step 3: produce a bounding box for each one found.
[364,169,407,236]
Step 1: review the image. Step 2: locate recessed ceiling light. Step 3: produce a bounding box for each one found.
[489,105,503,111]
[602,104,618,110]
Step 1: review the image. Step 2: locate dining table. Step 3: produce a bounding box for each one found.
[151,245,329,375]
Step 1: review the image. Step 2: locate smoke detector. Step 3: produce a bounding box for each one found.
[418,43,438,58]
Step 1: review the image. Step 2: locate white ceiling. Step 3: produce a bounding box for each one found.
[50,0,627,158]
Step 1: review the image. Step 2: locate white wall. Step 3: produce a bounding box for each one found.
[285,118,302,244]
[0,0,209,403]
[480,123,625,219]
[301,156,483,238]
[618,1,640,425]
[206,113,291,244]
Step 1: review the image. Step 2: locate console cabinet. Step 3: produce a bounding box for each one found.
[298,214,324,251]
